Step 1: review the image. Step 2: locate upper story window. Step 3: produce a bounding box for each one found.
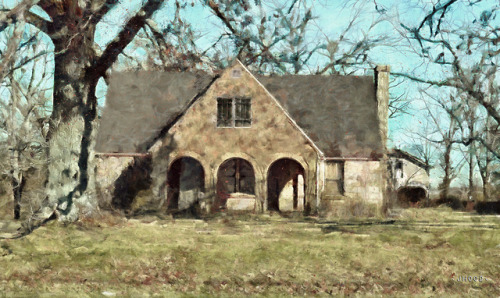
[217,97,251,127]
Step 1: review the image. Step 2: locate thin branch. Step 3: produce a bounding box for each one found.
[85,0,163,81]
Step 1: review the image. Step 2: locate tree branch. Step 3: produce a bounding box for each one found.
[85,0,163,81]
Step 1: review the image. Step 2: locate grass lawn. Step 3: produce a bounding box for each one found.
[0,207,499,296]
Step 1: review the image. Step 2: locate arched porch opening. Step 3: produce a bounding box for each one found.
[267,158,305,212]
[216,158,255,209]
[167,157,205,211]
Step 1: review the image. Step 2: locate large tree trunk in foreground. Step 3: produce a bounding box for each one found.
[44,52,99,222]
[36,1,101,222]
[35,0,163,224]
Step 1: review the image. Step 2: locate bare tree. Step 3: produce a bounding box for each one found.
[117,2,204,72]
[0,14,52,219]
[394,0,499,159]
[403,120,437,176]
[475,116,499,200]
[203,0,390,75]
[419,92,468,199]
[0,74,50,219]
[388,77,412,120]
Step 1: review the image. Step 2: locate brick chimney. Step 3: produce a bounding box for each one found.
[374,65,390,152]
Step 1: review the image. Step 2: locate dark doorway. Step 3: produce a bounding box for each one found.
[167,157,205,211]
[216,158,255,209]
[267,158,305,211]
[397,187,427,207]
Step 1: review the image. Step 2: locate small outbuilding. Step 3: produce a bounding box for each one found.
[388,149,431,207]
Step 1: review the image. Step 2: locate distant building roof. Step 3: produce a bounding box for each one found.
[96,70,384,158]
[388,148,430,171]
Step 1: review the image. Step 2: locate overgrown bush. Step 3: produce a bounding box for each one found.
[429,196,465,211]
[475,201,500,214]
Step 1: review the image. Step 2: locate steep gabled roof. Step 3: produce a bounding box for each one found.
[95,71,213,153]
[96,69,384,158]
[256,75,382,158]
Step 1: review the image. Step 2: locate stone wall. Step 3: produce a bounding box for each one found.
[95,155,153,213]
[319,160,385,217]
[96,155,134,209]
[344,161,385,204]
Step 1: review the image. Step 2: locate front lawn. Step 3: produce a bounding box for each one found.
[1,208,499,296]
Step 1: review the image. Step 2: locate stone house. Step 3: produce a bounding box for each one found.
[388,149,431,206]
[95,60,390,215]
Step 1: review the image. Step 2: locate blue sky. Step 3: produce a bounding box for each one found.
[1,0,499,189]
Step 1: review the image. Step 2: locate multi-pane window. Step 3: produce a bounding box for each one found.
[217,97,251,127]
[235,98,251,127]
[217,98,233,127]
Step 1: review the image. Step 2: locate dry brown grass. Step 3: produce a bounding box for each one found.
[0,208,499,296]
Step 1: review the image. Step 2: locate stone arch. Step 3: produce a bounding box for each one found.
[216,157,256,209]
[267,158,306,212]
[265,153,309,175]
[213,152,264,183]
[168,151,212,188]
[167,157,205,211]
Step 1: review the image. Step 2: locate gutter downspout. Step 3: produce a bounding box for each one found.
[316,153,326,213]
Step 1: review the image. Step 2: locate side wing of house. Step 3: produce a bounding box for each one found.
[390,157,430,188]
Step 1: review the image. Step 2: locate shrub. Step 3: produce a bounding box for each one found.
[430,196,465,211]
[475,201,500,214]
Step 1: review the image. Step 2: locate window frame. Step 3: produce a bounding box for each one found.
[217,97,233,127]
[325,161,345,195]
[216,97,252,128]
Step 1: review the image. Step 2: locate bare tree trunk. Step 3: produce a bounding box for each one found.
[477,154,491,201]
[475,115,494,201]
[12,173,25,220]
[43,34,99,222]
[467,117,475,201]
[8,68,21,219]
[483,169,491,201]
[10,150,22,220]
[468,149,474,200]
[439,142,452,199]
